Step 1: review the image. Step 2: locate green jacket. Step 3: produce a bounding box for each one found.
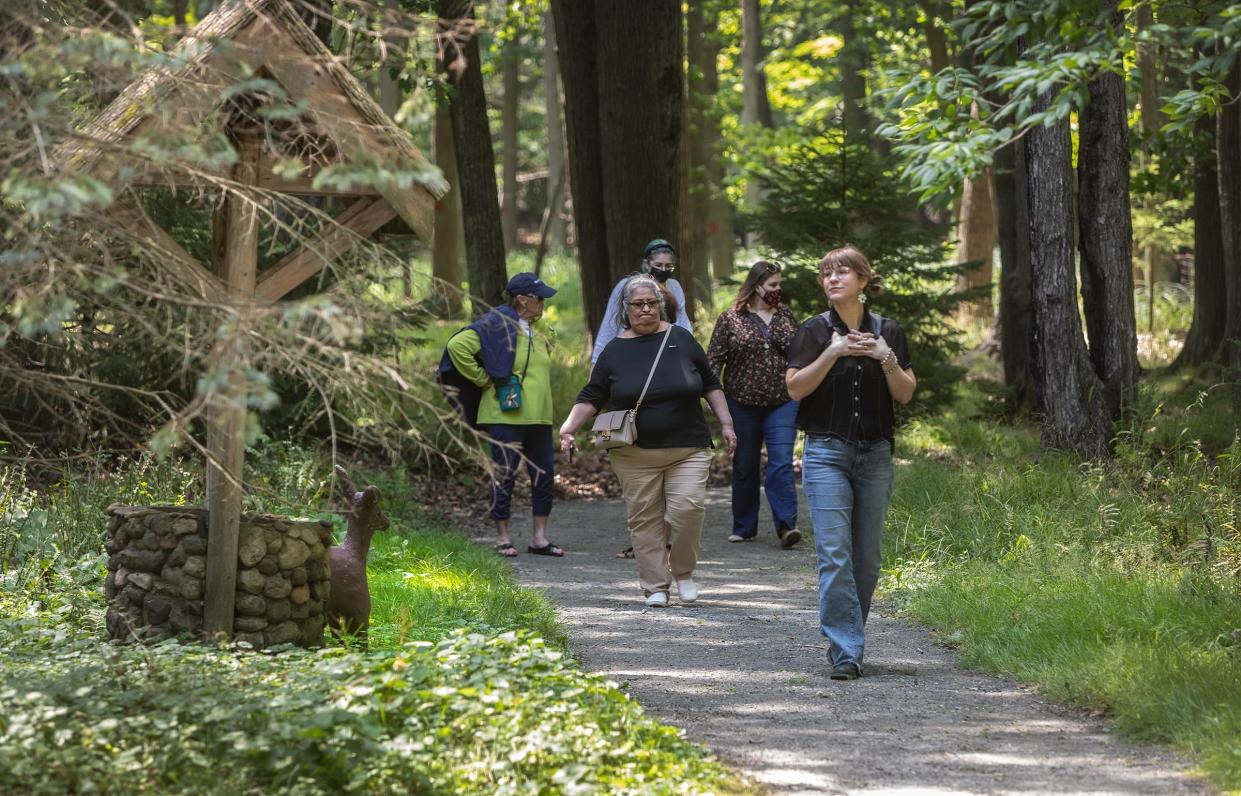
[446,327,554,426]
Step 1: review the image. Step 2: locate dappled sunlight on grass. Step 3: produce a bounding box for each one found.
[886,371,1241,790]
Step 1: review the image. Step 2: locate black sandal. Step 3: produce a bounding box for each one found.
[614,546,635,559]
[527,542,564,557]
[495,542,518,558]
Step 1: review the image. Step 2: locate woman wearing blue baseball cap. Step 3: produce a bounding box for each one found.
[446,272,564,558]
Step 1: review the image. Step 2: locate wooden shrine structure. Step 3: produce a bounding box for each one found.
[65,0,446,639]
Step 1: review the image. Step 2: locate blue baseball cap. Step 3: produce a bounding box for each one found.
[643,239,676,258]
[505,272,557,298]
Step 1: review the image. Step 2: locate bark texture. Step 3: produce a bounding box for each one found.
[1175,113,1226,368]
[543,10,566,249]
[432,100,464,315]
[554,0,682,337]
[440,0,507,313]
[1218,59,1241,372]
[501,40,520,252]
[837,7,870,141]
[683,0,713,318]
[994,136,1035,410]
[550,0,611,340]
[955,166,997,320]
[1026,108,1111,457]
[1077,29,1137,421]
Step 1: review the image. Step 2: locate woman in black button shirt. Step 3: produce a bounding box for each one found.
[785,246,916,680]
[559,275,737,608]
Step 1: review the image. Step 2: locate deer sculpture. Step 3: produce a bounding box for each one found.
[325,465,389,644]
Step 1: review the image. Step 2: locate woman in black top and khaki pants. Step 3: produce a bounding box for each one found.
[560,275,737,608]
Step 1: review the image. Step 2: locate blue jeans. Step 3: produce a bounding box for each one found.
[801,435,893,668]
[727,397,799,539]
[486,424,554,521]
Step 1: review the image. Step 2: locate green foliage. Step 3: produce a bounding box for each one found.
[745,134,967,415]
[885,375,1241,790]
[0,449,747,794]
[0,625,745,795]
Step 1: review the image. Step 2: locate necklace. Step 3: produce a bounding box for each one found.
[747,310,773,350]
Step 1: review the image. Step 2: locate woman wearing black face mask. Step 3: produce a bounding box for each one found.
[707,261,802,548]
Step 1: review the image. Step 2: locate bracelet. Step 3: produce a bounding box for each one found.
[880,350,897,374]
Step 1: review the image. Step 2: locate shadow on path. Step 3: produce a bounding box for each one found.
[499,488,1211,795]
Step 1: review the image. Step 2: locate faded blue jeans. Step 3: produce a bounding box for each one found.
[801,435,894,668]
[727,397,799,539]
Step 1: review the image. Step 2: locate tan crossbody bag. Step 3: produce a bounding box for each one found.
[591,325,674,450]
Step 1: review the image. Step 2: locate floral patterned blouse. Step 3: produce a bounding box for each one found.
[706,306,799,407]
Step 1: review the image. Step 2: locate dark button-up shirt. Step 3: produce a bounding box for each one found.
[706,306,799,407]
[786,309,912,445]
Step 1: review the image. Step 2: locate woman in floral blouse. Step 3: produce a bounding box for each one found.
[706,261,802,548]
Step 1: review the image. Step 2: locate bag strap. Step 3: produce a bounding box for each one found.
[516,328,533,382]
[634,324,674,412]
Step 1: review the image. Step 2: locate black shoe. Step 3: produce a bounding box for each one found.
[830,662,861,681]
[778,528,802,548]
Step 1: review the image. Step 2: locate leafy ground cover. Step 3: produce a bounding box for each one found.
[884,372,1241,791]
[0,451,751,795]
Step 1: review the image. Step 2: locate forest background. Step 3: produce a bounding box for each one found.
[1,0,1240,793]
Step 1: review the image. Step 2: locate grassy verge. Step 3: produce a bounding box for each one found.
[0,450,752,795]
[884,372,1241,791]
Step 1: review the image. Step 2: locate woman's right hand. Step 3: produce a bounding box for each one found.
[826,331,851,358]
[559,430,576,462]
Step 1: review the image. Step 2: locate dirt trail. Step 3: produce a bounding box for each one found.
[501,488,1212,795]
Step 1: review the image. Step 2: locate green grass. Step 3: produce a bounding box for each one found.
[885,372,1241,792]
[0,448,752,795]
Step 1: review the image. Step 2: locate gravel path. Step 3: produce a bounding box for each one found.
[498,487,1212,795]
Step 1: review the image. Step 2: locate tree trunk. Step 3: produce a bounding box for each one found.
[994,135,1035,411]
[172,0,188,30]
[837,6,870,142]
[702,15,733,279]
[1136,3,1162,329]
[501,38,520,253]
[916,0,950,73]
[740,0,768,243]
[1077,9,1137,422]
[1026,106,1112,457]
[1217,58,1241,375]
[550,0,611,341]
[1175,113,1226,368]
[439,0,508,313]
[594,3,682,285]
[955,164,997,320]
[432,100,464,315]
[683,0,713,318]
[543,10,567,250]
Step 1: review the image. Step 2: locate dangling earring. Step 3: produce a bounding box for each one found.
[859,291,868,305]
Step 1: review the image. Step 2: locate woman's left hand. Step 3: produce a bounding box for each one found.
[721,425,737,454]
[847,331,891,361]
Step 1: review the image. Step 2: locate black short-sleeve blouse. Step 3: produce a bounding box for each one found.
[786,309,911,445]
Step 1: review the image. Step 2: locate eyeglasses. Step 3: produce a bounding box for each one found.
[763,262,781,273]
[626,299,661,310]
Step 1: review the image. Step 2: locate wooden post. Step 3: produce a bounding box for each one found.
[203,135,261,641]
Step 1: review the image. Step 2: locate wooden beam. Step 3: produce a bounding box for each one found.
[255,197,397,301]
[110,200,225,301]
[254,26,438,242]
[203,135,261,642]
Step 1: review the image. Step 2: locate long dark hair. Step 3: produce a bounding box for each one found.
[731,260,781,313]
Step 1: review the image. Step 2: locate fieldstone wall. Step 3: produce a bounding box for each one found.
[104,505,333,649]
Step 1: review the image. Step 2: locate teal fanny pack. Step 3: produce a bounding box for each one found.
[496,331,533,412]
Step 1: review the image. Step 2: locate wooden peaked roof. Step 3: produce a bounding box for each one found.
[66,0,446,241]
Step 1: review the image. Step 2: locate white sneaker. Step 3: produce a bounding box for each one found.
[645,591,668,608]
[677,579,698,604]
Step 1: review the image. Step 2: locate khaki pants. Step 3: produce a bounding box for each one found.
[608,446,711,595]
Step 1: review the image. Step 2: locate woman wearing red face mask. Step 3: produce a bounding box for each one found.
[707,261,802,548]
